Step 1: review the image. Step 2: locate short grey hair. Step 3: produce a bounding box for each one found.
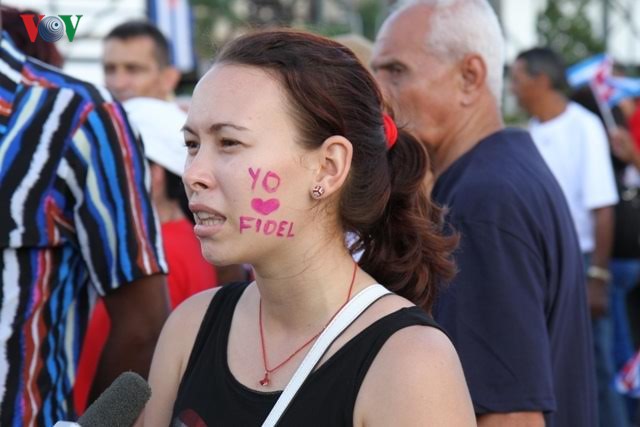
[395,0,505,104]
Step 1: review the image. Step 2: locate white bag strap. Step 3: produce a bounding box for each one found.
[261,284,391,427]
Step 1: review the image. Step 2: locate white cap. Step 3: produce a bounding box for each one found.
[123,97,188,177]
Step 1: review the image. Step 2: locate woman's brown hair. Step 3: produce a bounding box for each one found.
[216,30,457,311]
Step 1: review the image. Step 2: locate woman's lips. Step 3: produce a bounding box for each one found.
[189,203,227,237]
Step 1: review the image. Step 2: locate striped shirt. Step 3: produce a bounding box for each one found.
[0,33,167,425]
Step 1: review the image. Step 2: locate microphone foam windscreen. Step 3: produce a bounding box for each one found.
[78,371,151,427]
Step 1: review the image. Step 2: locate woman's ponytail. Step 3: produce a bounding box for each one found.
[355,130,458,312]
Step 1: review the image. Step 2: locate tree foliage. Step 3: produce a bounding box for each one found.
[536,0,605,65]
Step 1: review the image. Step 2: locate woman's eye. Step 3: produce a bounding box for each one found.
[184,140,199,152]
[220,138,241,148]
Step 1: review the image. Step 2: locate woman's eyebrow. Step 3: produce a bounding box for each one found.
[181,122,250,134]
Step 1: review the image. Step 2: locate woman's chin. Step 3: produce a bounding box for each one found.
[202,248,246,268]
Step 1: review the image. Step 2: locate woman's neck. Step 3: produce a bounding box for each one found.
[251,240,373,334]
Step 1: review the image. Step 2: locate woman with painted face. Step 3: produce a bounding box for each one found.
[142,30,474,426]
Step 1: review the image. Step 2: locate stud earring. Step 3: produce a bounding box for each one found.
[311,185,325,199]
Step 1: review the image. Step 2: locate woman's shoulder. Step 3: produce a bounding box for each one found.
[158,283,250,377]
[378,319,457,367]
[160,288,222,357]
[365,292,454,366]
[358,290,440,332]
[143,284,253,426]
[353,294,475,425]
[169,282,251,333]
[348,290,456,378]
[172,286,219,318]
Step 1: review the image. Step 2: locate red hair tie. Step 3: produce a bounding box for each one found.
[382,113,398,149]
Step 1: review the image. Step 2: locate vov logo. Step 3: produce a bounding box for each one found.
[19,14,83,43]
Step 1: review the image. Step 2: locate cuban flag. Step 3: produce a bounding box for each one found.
[566,53,616,103]
[566,53,611,88]
[615,349,640,397]
[607,76,640,107]
[566,54,640,108]
[591,57,616,104]
[147,0,196,73]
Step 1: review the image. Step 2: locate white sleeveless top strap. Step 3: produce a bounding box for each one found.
[261,284,391,427]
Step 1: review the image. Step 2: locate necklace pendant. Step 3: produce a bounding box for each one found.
[259,372,270,386]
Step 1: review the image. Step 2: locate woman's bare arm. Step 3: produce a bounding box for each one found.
[355,325,476,426]
[141,288,219,426]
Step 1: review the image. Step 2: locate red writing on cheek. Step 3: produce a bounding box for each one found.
[251,198,280,215]
[263,171,280,193]
[240,216,253,233]
[276,221,288,237]
[239,216,295,238]
[249,167,261,191]
[248,167,281,193]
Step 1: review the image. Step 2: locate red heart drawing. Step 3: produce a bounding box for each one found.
[251,198,280,215]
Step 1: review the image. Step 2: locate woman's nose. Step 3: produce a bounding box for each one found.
[183,151,216,193]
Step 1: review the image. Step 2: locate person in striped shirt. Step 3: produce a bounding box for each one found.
[0,26,170,425]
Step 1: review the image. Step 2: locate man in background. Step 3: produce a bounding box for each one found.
[102,20,180,102]
[372,1,596,425]
[0,16,169,425]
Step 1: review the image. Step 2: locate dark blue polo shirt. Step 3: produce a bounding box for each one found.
[432,128,597,426]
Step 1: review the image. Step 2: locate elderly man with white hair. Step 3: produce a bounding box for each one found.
[372,1,597,426]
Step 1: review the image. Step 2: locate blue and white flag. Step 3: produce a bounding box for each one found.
[607,76,640,107]
[567,54,640,108]
[147,0,196,73]
[566,53,611,88]
[616,349,640,397]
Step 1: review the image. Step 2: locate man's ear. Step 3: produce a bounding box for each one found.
[160,66,181,98]
[311,135,353,199]
[459,53,488,106]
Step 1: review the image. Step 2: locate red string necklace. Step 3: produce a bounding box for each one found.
[258,261,358,386]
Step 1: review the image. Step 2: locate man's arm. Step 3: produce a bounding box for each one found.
[582,119,618,317]
[71,94,170,404]
[88,274,170,403]
[477,412,545,426]
[610,128,640,171]
[587,206,614,317]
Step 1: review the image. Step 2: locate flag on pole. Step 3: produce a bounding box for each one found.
[607,76,640,107]
[590,56,615,104]
[147,0,196,73]
[615,349,640,397]
[566,54,640,108]
[567,53,640,130]
[568,54,617,129]
[566,53,611,88]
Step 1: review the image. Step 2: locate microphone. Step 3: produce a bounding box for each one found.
[76,371,151,427]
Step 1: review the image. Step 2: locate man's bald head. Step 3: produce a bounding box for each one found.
[372,0,505,157]
[380,0,505,103]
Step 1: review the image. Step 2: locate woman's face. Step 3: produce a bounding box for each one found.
[182,64,316,266]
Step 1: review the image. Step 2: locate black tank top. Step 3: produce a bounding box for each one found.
[172,282,443,426]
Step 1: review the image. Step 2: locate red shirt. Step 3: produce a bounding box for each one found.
[629,100,640,152]
[74,218,217,412]
[161,219,218,307]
